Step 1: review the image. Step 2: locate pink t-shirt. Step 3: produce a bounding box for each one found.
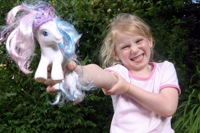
[105,61,181,133]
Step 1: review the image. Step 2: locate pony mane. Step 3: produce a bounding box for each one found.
[1,2,56,74]
[54,19,81,59]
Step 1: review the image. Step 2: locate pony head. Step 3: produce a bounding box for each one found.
[1,1,81,74]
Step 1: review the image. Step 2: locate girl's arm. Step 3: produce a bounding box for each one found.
[45,61,118,93]
[103,71,179,117]
[77,64,118,89]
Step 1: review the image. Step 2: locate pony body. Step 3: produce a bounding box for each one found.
[35,21,64,82]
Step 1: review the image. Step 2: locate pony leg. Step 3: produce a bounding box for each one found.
[34,55,50,82]
[51,60,64,82]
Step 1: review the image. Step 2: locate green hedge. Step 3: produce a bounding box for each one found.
[0,0,199,132]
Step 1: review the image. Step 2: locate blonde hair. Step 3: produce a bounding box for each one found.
[99,13,154,69]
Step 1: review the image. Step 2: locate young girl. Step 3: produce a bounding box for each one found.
[46,13,180,133]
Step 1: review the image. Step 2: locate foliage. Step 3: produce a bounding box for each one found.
[172,62,200,132]
[0,0,199,132]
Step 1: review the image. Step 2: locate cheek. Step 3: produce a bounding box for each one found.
[120,51,130,60]
[38,34,54,45]
[139,42,146,48]
[146,47,152,58]
[140,42,150,50]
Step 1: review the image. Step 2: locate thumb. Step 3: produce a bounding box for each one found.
[111,71,119,79]
[66,61,77,71]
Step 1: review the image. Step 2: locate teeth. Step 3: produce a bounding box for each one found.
[134,55,143,61]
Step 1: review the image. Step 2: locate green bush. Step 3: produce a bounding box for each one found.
[1,0,199,132]
[172,61,200,133]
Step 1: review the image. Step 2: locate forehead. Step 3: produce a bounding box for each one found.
[38,21,55,30]
[115,32,141,44]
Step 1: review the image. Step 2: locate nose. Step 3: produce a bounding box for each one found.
[53,25,63,41]
[54,30,63,42]
[130,44,139,54]
[56,33,63,40]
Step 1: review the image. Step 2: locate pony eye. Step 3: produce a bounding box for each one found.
[42,31,48,36]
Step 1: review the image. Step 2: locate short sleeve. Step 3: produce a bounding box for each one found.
[104,64,130,83]
[159,61,181,95]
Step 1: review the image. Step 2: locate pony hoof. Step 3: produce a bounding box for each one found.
[35,77,47,83]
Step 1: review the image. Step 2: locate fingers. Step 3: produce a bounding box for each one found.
[101,71,119,95]
[102,88,112,95]
[111,71,117,75]
[46,86,55,93]
[46,61,76,94]
[102,71,130,95]
[66,61,77,71]
[47,67,52,78]
[44,79,59,86]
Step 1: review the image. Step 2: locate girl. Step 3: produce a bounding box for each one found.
[46,13,180,133]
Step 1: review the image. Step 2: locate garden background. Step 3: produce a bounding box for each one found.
[0,0,200,132]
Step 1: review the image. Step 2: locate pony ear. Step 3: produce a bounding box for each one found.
[74,34,82,44]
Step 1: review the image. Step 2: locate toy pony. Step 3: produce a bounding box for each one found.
[0,1,93,105]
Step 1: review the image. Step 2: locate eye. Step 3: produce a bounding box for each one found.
[136,39,143,44]
[122,45,130,49]
[42,31,48,36]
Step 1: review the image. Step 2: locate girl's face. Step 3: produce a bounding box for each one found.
[113,32,153,73]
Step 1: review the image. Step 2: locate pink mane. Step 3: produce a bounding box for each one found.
[5,5,37,74]
[1,2,55,74]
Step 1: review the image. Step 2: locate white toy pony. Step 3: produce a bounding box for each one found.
[34,10,64,83]
[0,1,93,105]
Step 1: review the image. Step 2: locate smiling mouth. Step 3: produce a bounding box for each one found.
[131,54,144,62]
[54,40,63,44]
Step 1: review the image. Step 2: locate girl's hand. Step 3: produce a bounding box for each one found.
[102,71,130,95]
[44,61,77,93]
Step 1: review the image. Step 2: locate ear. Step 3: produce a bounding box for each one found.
[149,42,153,48]
[112,51,120,61]
[148,37,153,48]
